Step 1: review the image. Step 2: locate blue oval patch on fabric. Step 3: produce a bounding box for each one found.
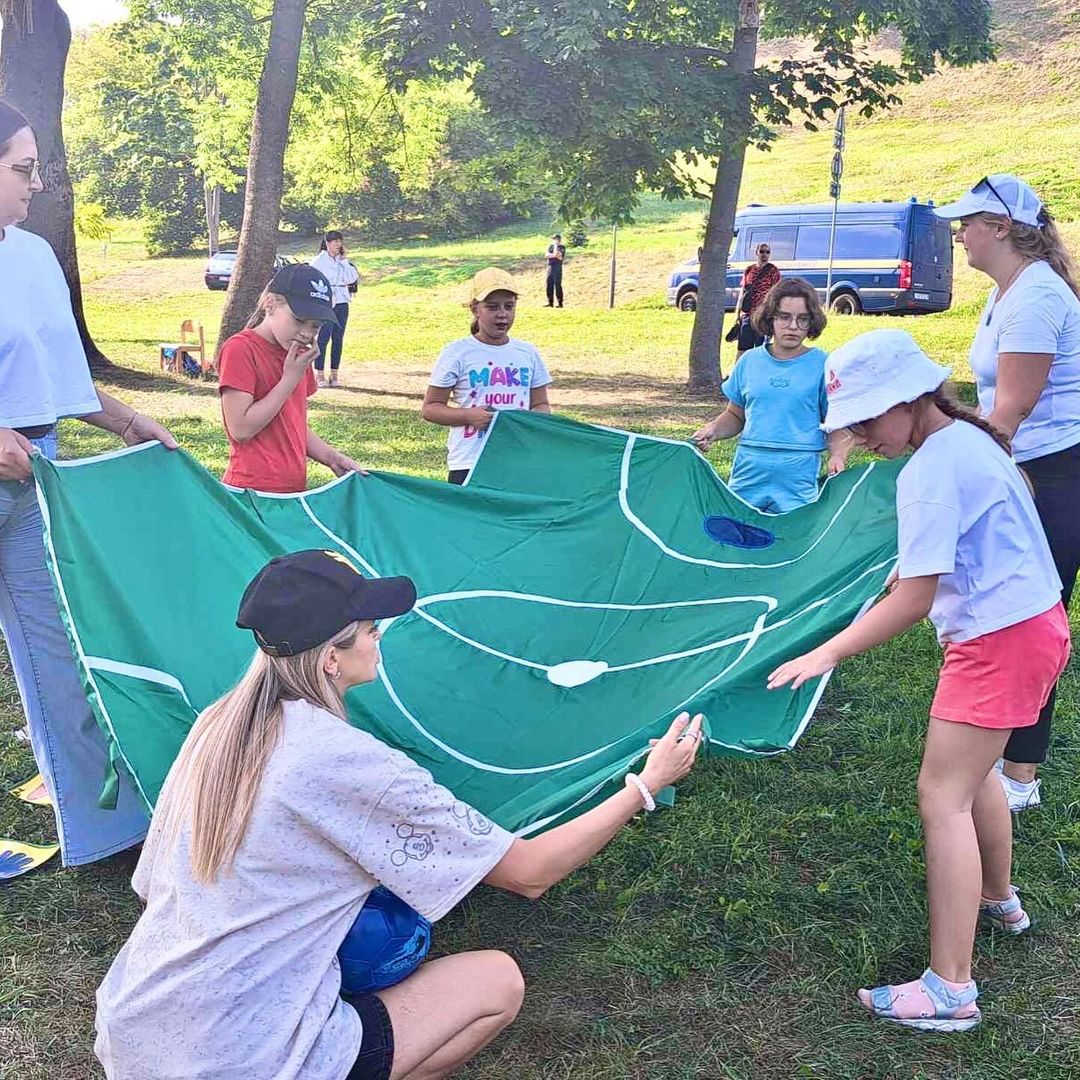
[702,516,776,549]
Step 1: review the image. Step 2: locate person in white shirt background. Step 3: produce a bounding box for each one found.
[422,267,553,485]
[934,175,1080,812]
[94,549,704,1080]
[310,229,360,388]
[769,330,1070,1032]
[0,99,178,865]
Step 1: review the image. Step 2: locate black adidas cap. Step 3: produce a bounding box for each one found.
[237,550,416,657]
[268,264,340,326]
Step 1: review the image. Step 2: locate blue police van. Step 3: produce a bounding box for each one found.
[667,198,953,315]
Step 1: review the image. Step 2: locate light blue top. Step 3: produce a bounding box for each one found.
[968,260,1080,463]
[722,345,828,451]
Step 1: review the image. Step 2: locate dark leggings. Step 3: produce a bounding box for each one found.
[315,302,350,371]
[1005,438,1080,764]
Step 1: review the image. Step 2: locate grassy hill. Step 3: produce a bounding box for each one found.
[3,3,1080,1077]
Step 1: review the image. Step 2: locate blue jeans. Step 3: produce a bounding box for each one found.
[0,433,148,864]
[316,303,351,372]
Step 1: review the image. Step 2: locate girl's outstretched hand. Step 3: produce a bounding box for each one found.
[691,423,717,452]
[640,712,704,791]
[767,646,838,691]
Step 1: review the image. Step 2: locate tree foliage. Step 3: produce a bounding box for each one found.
[361,0,993,390]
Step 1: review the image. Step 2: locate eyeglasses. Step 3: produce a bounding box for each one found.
[975,175,1013,220]
[774,313,811,329]
[0,159,42,183]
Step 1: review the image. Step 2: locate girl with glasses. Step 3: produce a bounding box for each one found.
[693,277,849,513]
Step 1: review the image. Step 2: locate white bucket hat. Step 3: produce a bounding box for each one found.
[933,173,1045,228]
[822,329,951,433]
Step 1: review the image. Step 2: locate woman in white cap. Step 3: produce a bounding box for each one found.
[769,329,1070,1032]
[422,267,552,484]
[933,175,1080,812]
[95,550,703,1079]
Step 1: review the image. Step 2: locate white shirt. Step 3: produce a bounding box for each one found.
[896,421,1061,643]
[94,699,513,1080]
[968,259,1080,462]
[309,252,360,307]
[0,225,101,427]
[429,337,552,471]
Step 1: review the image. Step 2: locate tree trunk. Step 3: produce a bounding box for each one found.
[0,0,112,373]
[217,0,306,351]
[205,181,221,256]
[686,0,760,395]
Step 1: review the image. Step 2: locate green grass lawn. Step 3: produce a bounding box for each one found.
[5,4,1080,1072]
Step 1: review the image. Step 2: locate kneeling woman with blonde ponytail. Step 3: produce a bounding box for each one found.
[95,550,703,1080]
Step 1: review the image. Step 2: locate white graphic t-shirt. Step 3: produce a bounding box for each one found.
[429,337,552,471]
[94,699,513,1080]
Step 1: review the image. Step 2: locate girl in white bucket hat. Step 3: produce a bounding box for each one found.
[934,173,1080,812]
[769,328,1070,1032]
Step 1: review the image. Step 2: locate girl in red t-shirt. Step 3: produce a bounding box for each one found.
[218,265,364,493]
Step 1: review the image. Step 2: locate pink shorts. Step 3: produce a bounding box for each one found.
[932,602,1071,730]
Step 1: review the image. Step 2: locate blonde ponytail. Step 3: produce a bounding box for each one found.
[155,622,360,882]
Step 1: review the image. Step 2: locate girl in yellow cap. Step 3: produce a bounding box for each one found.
[422,268,553,484]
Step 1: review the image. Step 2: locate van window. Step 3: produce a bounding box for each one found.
[795,224,902,261]
[746,226,796,260]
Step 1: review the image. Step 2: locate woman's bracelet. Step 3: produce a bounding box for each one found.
[118,413,138,440]
[624,773,656,812]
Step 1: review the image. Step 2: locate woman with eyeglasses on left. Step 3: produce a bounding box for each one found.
[0,99,178,866]
[692,277,850,514]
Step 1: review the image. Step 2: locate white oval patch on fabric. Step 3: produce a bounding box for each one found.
[546,660,609,687]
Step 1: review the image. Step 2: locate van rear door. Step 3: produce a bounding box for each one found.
[909,207,953,312]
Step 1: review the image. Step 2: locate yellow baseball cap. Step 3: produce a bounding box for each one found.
[468,267,518,303]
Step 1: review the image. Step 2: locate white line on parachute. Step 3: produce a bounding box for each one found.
[84,657,195,709]
[618,434,878,570]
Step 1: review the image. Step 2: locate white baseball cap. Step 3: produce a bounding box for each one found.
[822,329,951,433]
[933,173,1045,228]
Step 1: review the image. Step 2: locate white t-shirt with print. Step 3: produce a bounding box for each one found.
[968,259,1080,462]
[0,225,101,427]
[896,420,1061,643]
[94,699,513,1080]
[429,337,552,471]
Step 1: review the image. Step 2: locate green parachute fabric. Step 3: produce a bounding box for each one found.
[34,411,901,835]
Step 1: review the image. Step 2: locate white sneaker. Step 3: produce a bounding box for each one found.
[996,769,1041,812]
[316,375,328,388]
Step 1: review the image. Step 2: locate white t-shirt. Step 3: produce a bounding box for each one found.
[896,420,1061,643]
[309,252,360,306]
[94,699,513,1080]
[968,259,1080,462]
[429,337,552,471]
[0,225,101,427]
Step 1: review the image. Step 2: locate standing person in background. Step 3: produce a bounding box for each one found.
[310,230,359,388]
[423,268,552,485]
[545,233,566,308]
[734,243,781,362]
[934,174,1080,812]
[0,100,178,865]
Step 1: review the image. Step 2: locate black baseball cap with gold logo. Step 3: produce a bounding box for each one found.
[237,550,416,656]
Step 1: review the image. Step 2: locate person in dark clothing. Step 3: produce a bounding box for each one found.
[545,234,566,307]
[735,243,782,361]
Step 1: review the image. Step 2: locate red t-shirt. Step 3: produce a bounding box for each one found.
[218,328,316,493]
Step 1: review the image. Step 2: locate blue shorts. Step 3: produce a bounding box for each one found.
[344,991,394,1080]
[729,445,822,514]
